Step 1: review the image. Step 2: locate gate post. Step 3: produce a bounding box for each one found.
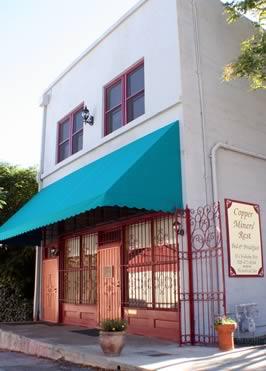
[186,207,195,345]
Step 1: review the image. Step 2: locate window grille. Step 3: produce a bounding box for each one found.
[60,233,97,305]
[123,214,178,310]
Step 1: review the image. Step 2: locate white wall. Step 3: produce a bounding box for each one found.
[41,0,183,187]
[177,0,266,328]
[217,149,266,328]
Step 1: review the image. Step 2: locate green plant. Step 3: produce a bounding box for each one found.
[100,319,127,332]
[0,277,33,322]
[214,315,237,329]
[0,162,37,319]
[223,0,266,90]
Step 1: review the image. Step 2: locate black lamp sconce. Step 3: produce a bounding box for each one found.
[173,220,184,236]
[82,105,94,125]
[50,247,59,257]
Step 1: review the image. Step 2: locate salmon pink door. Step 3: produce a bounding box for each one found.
[98,244,121,322]
[42,259,59,323]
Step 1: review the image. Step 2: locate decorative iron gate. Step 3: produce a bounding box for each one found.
[178,202,226,345]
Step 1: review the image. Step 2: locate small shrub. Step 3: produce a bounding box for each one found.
[214,316,236,329]
[0,278,32,322]
[101,319,127,332]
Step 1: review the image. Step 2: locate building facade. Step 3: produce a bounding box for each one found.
[0,0,265,344]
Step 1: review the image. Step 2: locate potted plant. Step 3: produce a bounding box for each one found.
[214,316,237,351]
[99,319,127,356]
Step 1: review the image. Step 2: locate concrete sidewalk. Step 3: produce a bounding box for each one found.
[0,323,265,370]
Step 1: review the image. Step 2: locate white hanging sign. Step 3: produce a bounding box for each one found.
[225,199,264,277]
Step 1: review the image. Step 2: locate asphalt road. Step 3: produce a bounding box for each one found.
[0,351,96,370]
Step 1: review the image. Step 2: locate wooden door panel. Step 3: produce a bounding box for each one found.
[42,259,59,323]
[62,303,97,327]
[124,307,179,341]
[98,245,121,322]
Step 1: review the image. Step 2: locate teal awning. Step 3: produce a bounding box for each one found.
[0,122,183,242]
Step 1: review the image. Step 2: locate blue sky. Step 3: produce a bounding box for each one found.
[0,0,139,168]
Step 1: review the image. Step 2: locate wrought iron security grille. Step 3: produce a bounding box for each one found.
[59,233,97,305]
[122,214,179,310]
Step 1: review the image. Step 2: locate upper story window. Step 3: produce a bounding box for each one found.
[57,104,84,163]
[104,60,145,136]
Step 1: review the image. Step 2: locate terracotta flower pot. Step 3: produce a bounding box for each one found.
[216,323,237,351]
[99,330,126,356]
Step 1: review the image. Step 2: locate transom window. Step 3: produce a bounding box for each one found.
[57,104,84,163]
[104,60,145,136]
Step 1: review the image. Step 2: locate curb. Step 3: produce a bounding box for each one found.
[0,329,143,371]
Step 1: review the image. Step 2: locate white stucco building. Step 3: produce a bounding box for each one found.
[0,0,265,344]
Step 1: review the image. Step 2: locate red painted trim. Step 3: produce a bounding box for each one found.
[186,207,195,345]
[218,202,227,315]
[58,237,64,323]
[79,235,83,305]
[56,102,84,163]
[104,58,144,89]
[151,220,156,310]
[126,88,145,101]
[103,58,144,136]
[224,198,264,278]
[104,85,108,137]
[123,74,127,126]
[175,211,183,346]
[104,77,123,136]
[105,103,122,115]
[57,210,180,241]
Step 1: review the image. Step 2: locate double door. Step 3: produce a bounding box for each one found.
[42,244,121,325]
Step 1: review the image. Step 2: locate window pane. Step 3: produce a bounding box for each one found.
[59,120,70,143]
[72,130,83,154]
[127,65,144,97]
[73,109,83,133]
[128,268,152,308]
[64,237,80,304]
[82,234,97,305]
[127,92,144,123]
[107,81,122,110]
[58,141,69,162]
[107,107,122,134]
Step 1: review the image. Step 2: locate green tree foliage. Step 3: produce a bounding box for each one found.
[0,163,38,224]
[0,186,6,210]
[223,0,266,90]
[0,163,38,320]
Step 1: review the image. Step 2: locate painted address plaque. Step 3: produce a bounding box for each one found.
[225,199,264,277]
[103,265,113,278]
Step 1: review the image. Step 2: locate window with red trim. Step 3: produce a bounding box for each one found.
[104,61,145,136]
[57,105,84,163]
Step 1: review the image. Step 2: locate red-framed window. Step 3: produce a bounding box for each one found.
[57,103,84,163]
[104,60,145,136]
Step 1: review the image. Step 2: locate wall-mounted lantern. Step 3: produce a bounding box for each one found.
[173,220,184,236]
[82,105,94,125]
[50,247,59,257]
